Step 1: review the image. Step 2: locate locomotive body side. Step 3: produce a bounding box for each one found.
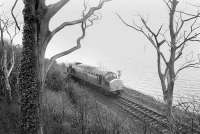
[67,63,124,95]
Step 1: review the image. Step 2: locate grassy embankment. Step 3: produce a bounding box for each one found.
[0,59,199,134]
[42,79,140,134]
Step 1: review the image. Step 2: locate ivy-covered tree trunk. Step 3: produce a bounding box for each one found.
[19,0,40,134]
[0,67,5,97]
[0,47,5,97]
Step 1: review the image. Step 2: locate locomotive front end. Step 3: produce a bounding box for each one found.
[110,79,124,92]
[103,72,124,94]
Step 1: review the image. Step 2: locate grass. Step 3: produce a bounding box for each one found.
[1,72,199,134]
[41,81,142,134]
[0,97,20,134]
[65,81,159,134]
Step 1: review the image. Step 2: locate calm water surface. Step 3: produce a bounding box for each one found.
[122,66,200,104]
[102,59,200,104]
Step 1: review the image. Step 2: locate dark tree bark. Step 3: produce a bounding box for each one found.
[19,0,40,134]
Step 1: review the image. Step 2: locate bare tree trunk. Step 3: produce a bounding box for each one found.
[4,75,12,103]
[165,86,175,134]
[36,5,51,134]
[0,23,13,103]
[36,46,45,134]
[2,50,12,103]
[0,65,4,96]
[158,48,175,133]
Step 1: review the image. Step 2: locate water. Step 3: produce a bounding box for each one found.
[122,66,200,104]
[100,59,200,105]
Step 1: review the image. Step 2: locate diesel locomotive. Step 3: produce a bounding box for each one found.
[67,63,124,95]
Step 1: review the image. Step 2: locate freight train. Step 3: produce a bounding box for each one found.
[67,63,124,95]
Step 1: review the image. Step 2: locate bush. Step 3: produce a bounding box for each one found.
[45,62,66,92]
[65,82,137,134]
[0,102,20,134]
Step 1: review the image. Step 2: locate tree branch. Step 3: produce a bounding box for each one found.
[3,20,19,77]
[11,0,20,30]
[45,21,87,81]
[116,13,143,32]
[169,0,179,45]
[47,0,70,18]
[7,52,14,77]
[163,0,172,10]
[49,0,111,41]
[117,14,168,65]
[41,0,109,83]
[176,19,200,49]
[176,61,200,76]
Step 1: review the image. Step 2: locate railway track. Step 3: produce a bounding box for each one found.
[70,75,200,134]
[116,96,200,134]
[116,96,170,134]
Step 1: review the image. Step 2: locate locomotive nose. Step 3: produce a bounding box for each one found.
[110,79,124,91]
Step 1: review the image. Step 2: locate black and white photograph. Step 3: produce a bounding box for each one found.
[0,0,200,134]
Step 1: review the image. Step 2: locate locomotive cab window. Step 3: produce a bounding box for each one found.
[105,72,117,82]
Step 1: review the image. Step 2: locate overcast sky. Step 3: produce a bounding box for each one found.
[1,0,200,99]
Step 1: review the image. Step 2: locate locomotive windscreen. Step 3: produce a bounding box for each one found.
[104,72,117,82]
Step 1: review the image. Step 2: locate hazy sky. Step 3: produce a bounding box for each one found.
[1,0,200,100]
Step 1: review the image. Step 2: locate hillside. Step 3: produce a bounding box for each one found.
[0,57,200,134]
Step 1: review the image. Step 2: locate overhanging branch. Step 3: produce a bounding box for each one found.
[11,0,20,30]
[49,0,111,41]
[117,14,168,65]
[47,0,70,18]
[45,22,86,80]
[176,62,200,76]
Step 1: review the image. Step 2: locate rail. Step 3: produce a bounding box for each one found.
[117,96,200,134]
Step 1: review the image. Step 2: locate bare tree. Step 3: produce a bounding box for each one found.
[118,0,200,133]
[43,2,101,90]
[35,0,112,91]
[0,16,19,103]
[19,0,112,134]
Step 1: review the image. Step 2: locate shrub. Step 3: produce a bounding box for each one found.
[0,102,20,134]
[45,64,66,92]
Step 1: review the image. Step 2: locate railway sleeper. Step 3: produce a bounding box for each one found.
[120,100,163,122]
[120,98,162,115]
[123,99,164,118]
[119,99,168,123]
[120,101,167,126]
[118,97,200,133]
[120,97,166,117]
[119,99,170,129]
[116,103,170,134]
